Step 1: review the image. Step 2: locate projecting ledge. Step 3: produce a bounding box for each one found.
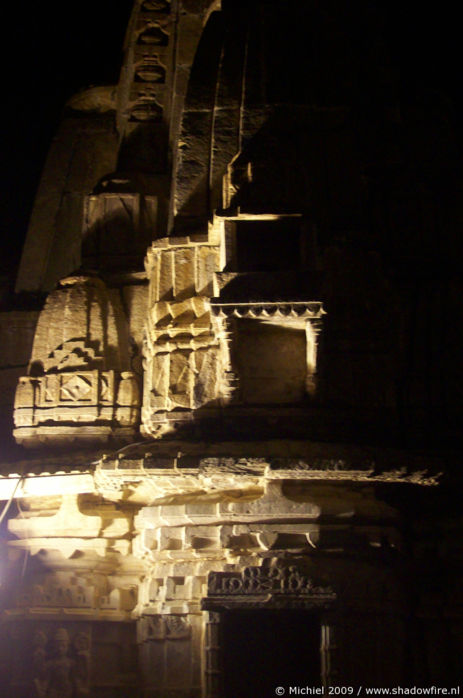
[94,453,441,495]
[0,472,96,500]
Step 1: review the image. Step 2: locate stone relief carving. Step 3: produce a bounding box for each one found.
[139,614,192,642]
[32,627,90,698]
[42,340,103,373]
[15,573,137,613]
[18,581,96,610]
[142,242,222,434]
[73,632,91,698]
[165,615,191,639]
[131,95,163,122]
[137,24,169,46]
[135,56,166,83]
[83,189,158,267]
[207,565,336,599]
[13,276,140,445]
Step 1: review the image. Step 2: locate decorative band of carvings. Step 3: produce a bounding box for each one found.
[206,565,335,599]
[210,301,325,319]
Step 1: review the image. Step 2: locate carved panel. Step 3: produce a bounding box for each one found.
[13,275,140,445]
[31,626,90,698]
[131,95,163,122]
[142,246,221,432]
[138,614,192,643]
[126,0,173,125]
[14,573,138,614]
[3,620,138,697]
[204,564,336,610]
[14,370,139,433]
[59,373,94,402]
[43,339,103,372]
[18,582,96,610]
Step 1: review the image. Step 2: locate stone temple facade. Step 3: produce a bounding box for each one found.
[1,1,463,696]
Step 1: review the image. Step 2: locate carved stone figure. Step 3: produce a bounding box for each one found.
[73,632,90,697]
[45,628,75,698]
[32,630,48,698]
[32,628,90,698]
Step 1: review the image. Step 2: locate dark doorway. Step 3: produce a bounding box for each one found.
[221,609,321,698]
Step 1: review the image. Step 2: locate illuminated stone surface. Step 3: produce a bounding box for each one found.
[0,1,463,697]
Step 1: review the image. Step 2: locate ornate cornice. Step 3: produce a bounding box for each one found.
[210,300,325,320]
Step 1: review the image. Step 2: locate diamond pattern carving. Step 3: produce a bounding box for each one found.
[60,375,92,402]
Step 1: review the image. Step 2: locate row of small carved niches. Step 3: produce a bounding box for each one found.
[0,620,138,698]
[116,0,173,174]
[129,0,172,123]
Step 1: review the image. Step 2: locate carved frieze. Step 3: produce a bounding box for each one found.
[210,301,325,320]
[18,581,96,610]
[204,564,336,609]
[14,572,138,615]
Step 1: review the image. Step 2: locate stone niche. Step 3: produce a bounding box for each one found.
[234,318,312,404]
[82,174,159,272]
[13,275,140,446]
[211,302,324,405]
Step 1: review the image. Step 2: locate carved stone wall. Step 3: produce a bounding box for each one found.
[0,620,138,698]
[13,276,140,445]
[142,234,222,436]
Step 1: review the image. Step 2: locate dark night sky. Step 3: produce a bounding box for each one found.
[1,1,462,285]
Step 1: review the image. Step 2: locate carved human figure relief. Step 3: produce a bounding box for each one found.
[32,628,90,698]
[46,628,75,698]
[73,632,90,697]
[32,630,48,698]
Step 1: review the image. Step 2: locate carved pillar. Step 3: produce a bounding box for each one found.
[137,613,200,698]
[204,612,222,698]
[320,618,339,688]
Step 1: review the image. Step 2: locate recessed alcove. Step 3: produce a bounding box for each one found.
[234,320,307,404]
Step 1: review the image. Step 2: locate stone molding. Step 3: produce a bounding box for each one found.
[210,300,325,320]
